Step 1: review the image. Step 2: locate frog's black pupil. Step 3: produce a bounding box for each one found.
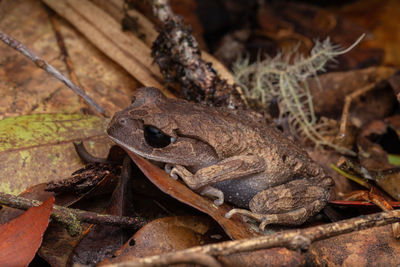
[144,125,171,148]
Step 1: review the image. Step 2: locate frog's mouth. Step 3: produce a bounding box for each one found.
[107,135,174,163]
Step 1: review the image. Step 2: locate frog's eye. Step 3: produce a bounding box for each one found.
[144,125,174,148]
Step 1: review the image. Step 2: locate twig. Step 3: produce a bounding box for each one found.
[106,252,221,267]
[97,0,237,87]
[106,209,400,266]
[0,31,106,116]
[49,11,91,115]
[338,83,376,139]
[0,192,146,236]
[42,0,167,94]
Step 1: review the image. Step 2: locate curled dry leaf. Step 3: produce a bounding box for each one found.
[0,197,54,267]
[126,151,260,240]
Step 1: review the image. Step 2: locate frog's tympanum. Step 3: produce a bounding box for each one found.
[107,87,333,230]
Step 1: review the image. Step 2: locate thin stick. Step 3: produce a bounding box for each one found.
[108,252,221,267]
[338,83,375,138]
[105,209,400,266]
[0,31,106,116]
[49,11,91,114]
[0,192,146,236]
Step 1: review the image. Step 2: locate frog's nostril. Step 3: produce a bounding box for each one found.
[118,117,127,126]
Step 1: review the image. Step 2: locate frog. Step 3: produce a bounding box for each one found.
[107,87,333,230]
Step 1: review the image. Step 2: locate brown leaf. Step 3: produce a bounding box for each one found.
[127,151,260,240]
[69,158,132,266]
[99,216,214,265]
[39,222,85,267]
[256,1,383,70]
[336,0,400,67]
[357,119,400,200]
[0,183,83,267]
[217,248,305,267]
[0,0,137,118]
[0,196,54,266]
[310,66,397,121]
[308,225,400,266]
[101,215,305,267]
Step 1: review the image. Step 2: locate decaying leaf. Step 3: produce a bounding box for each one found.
[309,66,397,121]
[0,113,111,194]
[0,0,137,118]
[39,219,85,267]
[99,216,214,265]
[69,157,133,266]
[0,197,54,266]
[308,225,400,266]
[357,117,400,200]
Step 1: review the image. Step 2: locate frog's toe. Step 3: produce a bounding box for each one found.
[169,169,179,180]
[259,216,275,231]
[214,198,223,205]
[164,163,173,174]
[225,209,262,220]
[200,186,224,205]
[225,209,277,231]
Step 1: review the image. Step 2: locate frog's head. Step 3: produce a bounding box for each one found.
[107,87,218,167]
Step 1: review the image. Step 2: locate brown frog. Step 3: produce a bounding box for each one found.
[107,87,333,230]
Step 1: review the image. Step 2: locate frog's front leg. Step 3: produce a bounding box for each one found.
[168,155,266,204]
[226,177,333,230]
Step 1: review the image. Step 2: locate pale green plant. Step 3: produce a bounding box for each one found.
[233,35,365,155]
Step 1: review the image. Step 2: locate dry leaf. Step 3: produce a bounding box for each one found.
[0,197,54,266]
[100,216,213,265]
[308,225,400,266]
[127,151,260,240]
[0,114,111,194]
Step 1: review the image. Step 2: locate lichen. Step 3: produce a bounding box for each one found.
[233,35,365,155]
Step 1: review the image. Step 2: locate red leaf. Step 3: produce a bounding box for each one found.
[0,197,54,267]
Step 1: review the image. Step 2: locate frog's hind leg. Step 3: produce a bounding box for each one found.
[226,200,325,231]
[226,177,332,230]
